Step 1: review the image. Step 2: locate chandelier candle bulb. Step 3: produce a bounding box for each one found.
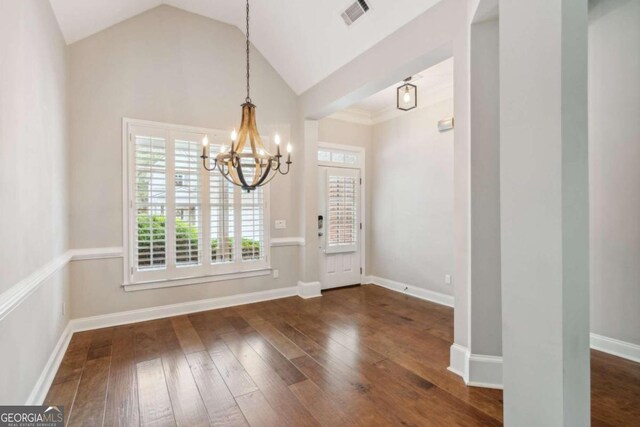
[274,133,281,156]
[201,135,209,157]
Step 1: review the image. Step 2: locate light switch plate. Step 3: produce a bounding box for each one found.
[275,219,286,229]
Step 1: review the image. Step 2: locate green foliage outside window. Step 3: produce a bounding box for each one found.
[138,215,261,266]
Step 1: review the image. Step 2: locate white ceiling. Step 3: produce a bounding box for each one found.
[329,57,453,124]
[48,0,443,94]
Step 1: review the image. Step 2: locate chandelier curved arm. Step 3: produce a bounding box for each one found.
[218,162,239,186]
[256,168,282,187]
[252,162,273,187]
[234,161,252,190]
[201,154,219,172]
[276,160,292,175]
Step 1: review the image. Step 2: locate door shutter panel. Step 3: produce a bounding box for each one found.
[326,170,358,253]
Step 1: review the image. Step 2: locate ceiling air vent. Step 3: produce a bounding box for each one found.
[341,0,371,26]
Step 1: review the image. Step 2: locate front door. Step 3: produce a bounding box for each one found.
[318,166,361,289]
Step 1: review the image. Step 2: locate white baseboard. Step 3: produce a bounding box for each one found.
[591,333,640,363]
[467,353,503,389]
[449,335,640,390]
[448,344,503,389]
[26,323,73,405]
[365,275,454,307]
[72,286,298,332]
[297,281,322,299]
[448,343,469,382]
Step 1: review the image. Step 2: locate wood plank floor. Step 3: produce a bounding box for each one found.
[45,285,640,426]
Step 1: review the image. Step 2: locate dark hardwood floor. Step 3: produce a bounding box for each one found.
[45,285,640,426]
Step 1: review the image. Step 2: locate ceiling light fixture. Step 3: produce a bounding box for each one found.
[201,0,292,192]
[397,77,417,111]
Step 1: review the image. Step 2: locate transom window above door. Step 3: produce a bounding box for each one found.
[124,119,270,287]
[317,146,361,167]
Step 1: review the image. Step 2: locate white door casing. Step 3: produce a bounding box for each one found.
[318,166,361,289]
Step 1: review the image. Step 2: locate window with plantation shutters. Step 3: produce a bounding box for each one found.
[125,120,270,286]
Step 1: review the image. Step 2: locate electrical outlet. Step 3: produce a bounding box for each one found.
[273,269,279,279]
[445,274,452,285]
[275,220,286,229]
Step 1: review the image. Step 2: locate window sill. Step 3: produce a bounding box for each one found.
[123,268,272,292]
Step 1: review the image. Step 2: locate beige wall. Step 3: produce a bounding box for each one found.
[67,5,302,317]
[589,0,640,346]
[0,0,68,290]
[0,0,70,404]
[469,16,501,357]
[371,99,455,296]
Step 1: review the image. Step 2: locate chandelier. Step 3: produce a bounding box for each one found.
[201,0,292,192]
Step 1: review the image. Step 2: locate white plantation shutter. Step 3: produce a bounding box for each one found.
[326,169,359,254]
[210,148,235,264]
[241,186,265,261]
[174,138,202,266]
[134,133,167,270]
[126,121,270,285]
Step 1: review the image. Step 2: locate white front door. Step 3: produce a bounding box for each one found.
[318,166,361,289]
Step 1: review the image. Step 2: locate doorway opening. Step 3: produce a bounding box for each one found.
[317,143,365,290]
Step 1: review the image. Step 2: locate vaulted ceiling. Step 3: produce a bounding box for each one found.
[48,0,443,94]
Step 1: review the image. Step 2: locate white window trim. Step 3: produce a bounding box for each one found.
[317,142,366,284]
[122,118,271,290]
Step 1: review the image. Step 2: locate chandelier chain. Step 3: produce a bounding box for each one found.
[245,0,251,103]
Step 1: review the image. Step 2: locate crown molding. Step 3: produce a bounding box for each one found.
[327,95,454,126]
[326,108,374,126]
